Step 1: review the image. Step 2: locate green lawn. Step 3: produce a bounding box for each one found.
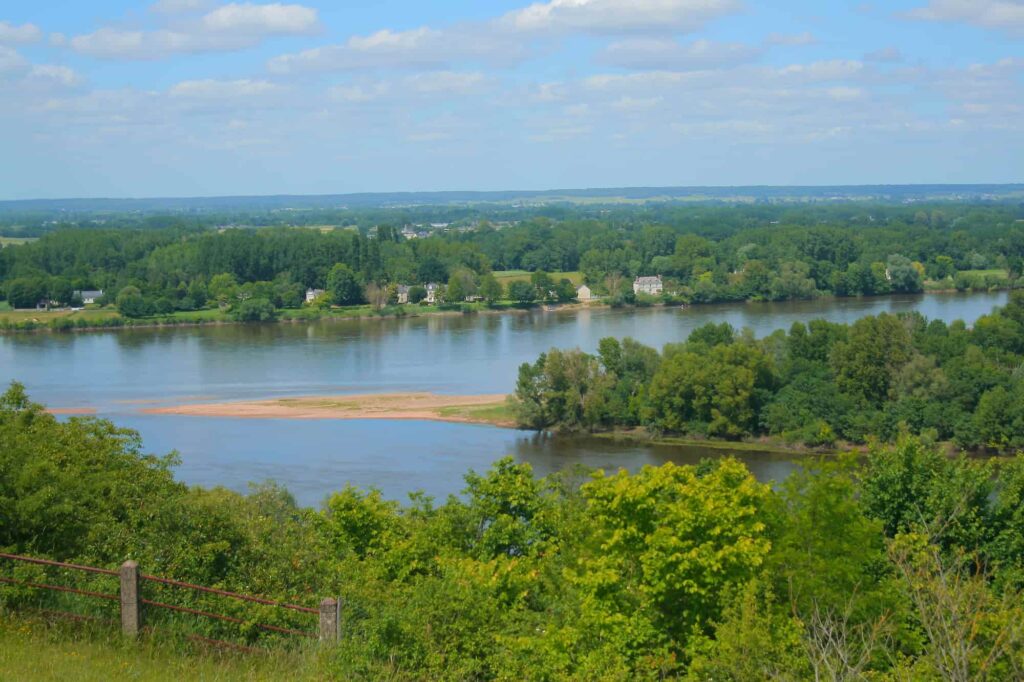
[0,237,36,247]
[0,308,121,324]
[0,613,325,681]
[493,270,584,286]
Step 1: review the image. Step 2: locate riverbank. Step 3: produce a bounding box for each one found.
[141,392,516,427]
[3,285,1017,334]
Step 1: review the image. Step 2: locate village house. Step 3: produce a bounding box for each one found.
[576,284,594,302]
[633,275,663,296]
[305,288,326,303]
[425,283,440,304]
[73,289,103,305]
[396,285,410,304]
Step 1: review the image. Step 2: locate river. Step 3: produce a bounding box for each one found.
[0,291,1008,506]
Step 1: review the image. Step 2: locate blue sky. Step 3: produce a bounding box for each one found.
[0,1,1022,199]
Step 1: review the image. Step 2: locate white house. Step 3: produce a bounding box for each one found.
[633,276,663,296]
[73,289,103,305]
[425,283,441,304]
[576,284,594,302]
[396,285,410,304]
[305,288,326,303]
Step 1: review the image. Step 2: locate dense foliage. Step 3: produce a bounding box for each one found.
[513,293,1024,451]
[1,384,1022,679]
[2,203,1022,318]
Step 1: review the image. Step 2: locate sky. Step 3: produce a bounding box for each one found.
[0,0,1022,199]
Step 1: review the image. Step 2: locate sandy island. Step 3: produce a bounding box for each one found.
[141,392,516,427]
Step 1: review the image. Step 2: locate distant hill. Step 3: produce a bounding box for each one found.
[2,184,1023,214]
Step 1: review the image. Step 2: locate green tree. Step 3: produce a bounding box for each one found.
[831,313,911,404]
[327,263,363,306]
[116,286,150,318]
[508,280,536,303]
[478,273,503,303]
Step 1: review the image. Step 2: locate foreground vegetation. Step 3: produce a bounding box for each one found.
[512,292,1024,453]
[1,381,1023,679]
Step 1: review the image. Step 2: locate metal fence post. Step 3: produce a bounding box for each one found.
[319,597,339,642]
[119,560,141,637]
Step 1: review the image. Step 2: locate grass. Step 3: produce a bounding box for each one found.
[437,401,517,426]
[0,237,36,247]
[493,270,584,287]
[0,308,121,324]
[0,612,325,681]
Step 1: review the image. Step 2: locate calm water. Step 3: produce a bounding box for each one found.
[0,292,1008,506]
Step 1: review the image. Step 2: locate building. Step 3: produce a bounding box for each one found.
[305,288,326,303]
[396,285,410,304]
[633,276,663,296]
[73,290,103,305]
[576,284,594,302]
[425,283,441,304]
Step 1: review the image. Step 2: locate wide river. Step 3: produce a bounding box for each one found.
[0,292,1008,506]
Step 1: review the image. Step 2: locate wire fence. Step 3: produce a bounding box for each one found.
[0,551,336,651]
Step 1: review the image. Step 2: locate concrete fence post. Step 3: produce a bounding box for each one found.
[119,560,141,637]
[319,597,339,642]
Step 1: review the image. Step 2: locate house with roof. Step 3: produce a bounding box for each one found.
[73,289,104,305]
[633,275,663,295]
[576,284,594,302]
[305,288,326,303]
[425,283,441,304]
[395,285,410,304]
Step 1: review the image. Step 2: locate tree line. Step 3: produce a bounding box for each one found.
[1,383,1022,678]
[2,203,1022,317]
[513,292,1024,451]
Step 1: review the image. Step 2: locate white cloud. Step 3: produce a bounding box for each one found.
[600,38,760,70]
[70,2,319,59]
[28,65,83,88]
[168,78,281,98]
[864,46,903,63]
[405,71,486,94]
[0,47,26,78]
[268,26,519,73]
[907,1,1024,37]
[0,21,42,44]
[501,0,741,35]
[328,82,391,103]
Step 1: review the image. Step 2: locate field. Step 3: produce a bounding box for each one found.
[0,613,322,681]
[0,307,121,324]
[0,237,36,247]
[493,270,584,286]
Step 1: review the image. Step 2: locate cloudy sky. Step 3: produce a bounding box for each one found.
[1,1,1022,199]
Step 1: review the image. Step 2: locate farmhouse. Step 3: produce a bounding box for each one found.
[305,288,326,303]
[425,283,441,304]
[576,284,594,302]
[396,285,410,304]
[633,276,663,295]
[73,290,103,305]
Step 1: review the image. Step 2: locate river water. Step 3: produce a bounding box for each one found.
[0,292,1008,506]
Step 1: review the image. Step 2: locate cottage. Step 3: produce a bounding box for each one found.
[396,285,410,304]
[633,275,663,296]
[73,289,103,305]
[576,284,594,302]
[305,288,326,303]
[425,283,441,304]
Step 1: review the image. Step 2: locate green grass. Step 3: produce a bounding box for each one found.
[0,237,36,247]
[0,612,325,681]
[0,308,121,324]
[493,270,584,287]
[437,401,516,426]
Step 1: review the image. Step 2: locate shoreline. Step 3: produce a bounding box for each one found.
[0,288,1014,335]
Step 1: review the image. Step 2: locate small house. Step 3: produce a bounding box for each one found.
[576,284,594,302]
[396,285,410,304]
[74,290,103,305]
[633,275,663,296]
[305,288,326,303]
[425,283,440,304]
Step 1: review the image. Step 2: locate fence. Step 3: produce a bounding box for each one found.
[0,552,340,649]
